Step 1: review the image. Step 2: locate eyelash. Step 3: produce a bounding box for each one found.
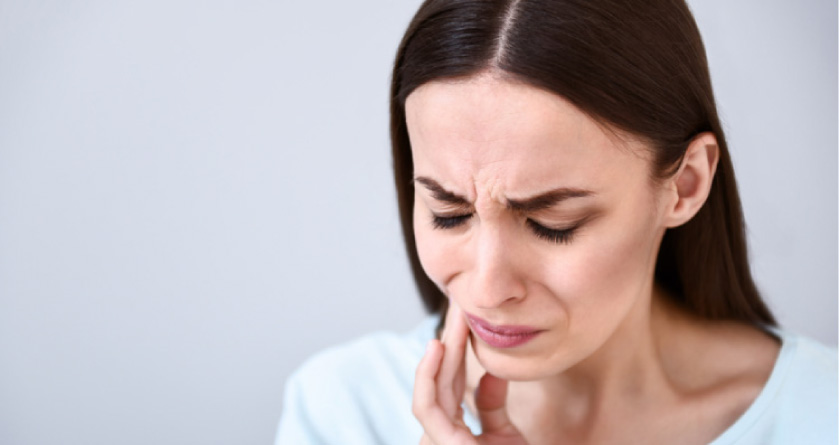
[431,214,578,245]
[525,219,577,244]
[431,214,472,230]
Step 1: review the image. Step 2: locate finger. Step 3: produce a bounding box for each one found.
[414,341,477,445]
[452,349,467,411]
[413,340,444,421]
[439,303,468,379]
[437,302,469,415]
[475,373,518,434]
[413,344,465,443]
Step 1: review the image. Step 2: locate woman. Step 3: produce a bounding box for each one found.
[277,0,837,443]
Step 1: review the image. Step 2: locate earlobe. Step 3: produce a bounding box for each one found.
[664,132,720,228]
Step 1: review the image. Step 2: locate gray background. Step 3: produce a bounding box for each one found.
[0,1,835,444]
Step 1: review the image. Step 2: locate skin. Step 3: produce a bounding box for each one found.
[407,73,780,444]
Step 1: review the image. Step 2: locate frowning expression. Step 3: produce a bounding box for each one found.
[405,74,671,380]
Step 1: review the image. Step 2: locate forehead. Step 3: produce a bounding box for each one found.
[404,75,650,198]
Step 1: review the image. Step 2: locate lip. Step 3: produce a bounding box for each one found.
[464,313,543,348]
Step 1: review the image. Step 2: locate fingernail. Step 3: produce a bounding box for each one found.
[425,340,434,353]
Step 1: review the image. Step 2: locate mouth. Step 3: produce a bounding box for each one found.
[464,313,543,348]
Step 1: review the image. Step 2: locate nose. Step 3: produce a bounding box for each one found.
[467,222,528,309]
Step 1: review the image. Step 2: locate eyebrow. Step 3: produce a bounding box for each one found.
[414,176,594,211]
[507,188,594,212]
[414,177,470,205]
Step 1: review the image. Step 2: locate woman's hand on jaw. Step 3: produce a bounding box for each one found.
[413,303,527,445]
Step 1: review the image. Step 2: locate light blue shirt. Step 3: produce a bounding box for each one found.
[276,316,837,444]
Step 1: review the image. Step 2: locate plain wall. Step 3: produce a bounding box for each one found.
[0,1,835,444]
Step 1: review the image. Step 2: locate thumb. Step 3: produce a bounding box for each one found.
[475,373,517,434]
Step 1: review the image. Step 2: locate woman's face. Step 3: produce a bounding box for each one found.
[405,75,674,381]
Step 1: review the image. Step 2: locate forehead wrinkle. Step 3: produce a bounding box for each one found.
[471,163,514,214]
[407,76,655,215]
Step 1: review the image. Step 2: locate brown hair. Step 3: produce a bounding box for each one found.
[390,0,775,326]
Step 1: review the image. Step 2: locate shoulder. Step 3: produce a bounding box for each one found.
[771,332,837,416]
[275,315,439,445]
[757,332,837,443]
[713,330,837,445]
[300,316,435,382]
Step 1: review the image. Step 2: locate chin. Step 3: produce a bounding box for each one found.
[473,341,560,382]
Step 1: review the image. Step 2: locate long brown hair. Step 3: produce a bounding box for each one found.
[390,0,775,326]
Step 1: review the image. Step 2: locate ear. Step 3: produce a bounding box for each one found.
[663,132,720,228]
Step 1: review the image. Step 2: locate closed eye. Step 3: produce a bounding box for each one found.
[431,213,580,245]
[431,213,472,229]
[526,219,577,244]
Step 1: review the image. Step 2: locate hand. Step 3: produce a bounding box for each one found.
[413,303,528,445]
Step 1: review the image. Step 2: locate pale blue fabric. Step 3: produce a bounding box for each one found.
[275,316,837,445]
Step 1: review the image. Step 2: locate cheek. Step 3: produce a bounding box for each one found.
[551,209,660,329]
